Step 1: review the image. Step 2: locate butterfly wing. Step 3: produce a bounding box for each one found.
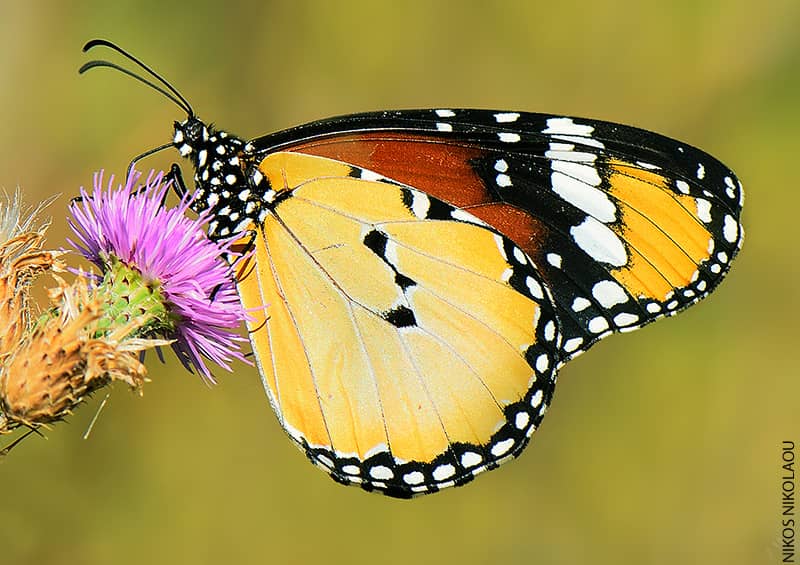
[249,109,744,362]
[234,151,560,497]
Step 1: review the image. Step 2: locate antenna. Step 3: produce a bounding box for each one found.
[79,39,194,117]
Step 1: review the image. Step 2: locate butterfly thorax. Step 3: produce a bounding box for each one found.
[173,116,264,239]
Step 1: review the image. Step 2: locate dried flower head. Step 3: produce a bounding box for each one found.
[0,275,167,431]
[67,170,247,381]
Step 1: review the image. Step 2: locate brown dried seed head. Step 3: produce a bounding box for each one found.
[0,276,167,432]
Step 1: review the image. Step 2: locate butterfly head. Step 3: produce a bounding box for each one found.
[79,40,264,240]
[173,116,207,156]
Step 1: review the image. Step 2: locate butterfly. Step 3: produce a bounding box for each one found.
[81,40,744,498]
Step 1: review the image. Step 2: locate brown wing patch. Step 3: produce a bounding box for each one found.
[287,133,489,207]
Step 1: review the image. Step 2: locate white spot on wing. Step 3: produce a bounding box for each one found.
[384,240,400,266]
[450,208,483,224]
[436,122,453,132]
[570,217,627,266]
[544,320,556,341]
[432,464,456,481]
[551,134,605,149]
[526,276,544,300]
[588,316,609,333]
[592,280,629,307]
[551,166,615,223]
[411,193,431,218]
[494,112,520,123]
[435,109,455,117]
[545,149,597,162]
[316,454,334,469]
[723,215,738,243]
[613,312,639,326]
[552,160,601,186]
[403,471,425,485]
[496,174,512,187]
[498,132,521,143]
[491,438,515,457]
[359,169,384,182]
[696,198,712,223]
[369,465,393,480]
[543,117,594,136]
[461,452,482,468]
[547,253,562,268]
[572,297,591,312]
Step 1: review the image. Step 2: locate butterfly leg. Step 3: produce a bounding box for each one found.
[166,163,190,199]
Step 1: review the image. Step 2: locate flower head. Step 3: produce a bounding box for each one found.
[67,170,248,381]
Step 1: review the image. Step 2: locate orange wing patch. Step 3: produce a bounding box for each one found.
[605,160,714,301]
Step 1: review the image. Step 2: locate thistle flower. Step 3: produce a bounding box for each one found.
[67,170,248,381]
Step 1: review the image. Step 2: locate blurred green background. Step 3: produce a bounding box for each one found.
[1,2,797,564]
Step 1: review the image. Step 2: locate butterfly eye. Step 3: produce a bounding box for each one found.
[184,118,204,143]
